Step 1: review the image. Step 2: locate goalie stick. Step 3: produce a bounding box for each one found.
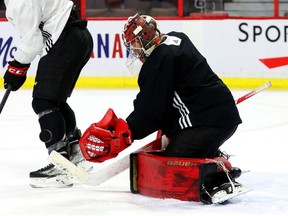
[0,85,12,114]
[49,81,271,186]
[235,81,272,104]
[50,132,168,186]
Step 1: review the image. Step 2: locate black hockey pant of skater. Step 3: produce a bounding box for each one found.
[160,126,238,158]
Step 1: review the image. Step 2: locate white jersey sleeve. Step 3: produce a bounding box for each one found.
[4,0,73,64]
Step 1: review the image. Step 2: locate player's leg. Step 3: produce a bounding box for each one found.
[59,102,92,171]
[160,126,238,158]
[30,98,72,188]
[150,126,245,203]
[56,24,93,172]
[29,18,93,188]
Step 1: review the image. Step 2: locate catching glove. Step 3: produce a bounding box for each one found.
[79,108,132,163]
[4,60,30,91]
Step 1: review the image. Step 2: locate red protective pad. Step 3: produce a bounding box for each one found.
[131,153,218,202]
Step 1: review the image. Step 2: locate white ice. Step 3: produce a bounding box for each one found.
[0,88,287,216]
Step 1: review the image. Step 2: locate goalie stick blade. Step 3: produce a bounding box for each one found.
[49,136,167,186]
[49,151,90,183]
[49,150,130,186]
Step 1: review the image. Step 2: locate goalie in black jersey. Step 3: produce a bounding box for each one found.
[3,0,93,188]
[122,14,242,144]
[79,14,248,204]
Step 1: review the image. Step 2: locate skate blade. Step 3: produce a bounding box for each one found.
[212,187,252,204]
[30,175,73,188]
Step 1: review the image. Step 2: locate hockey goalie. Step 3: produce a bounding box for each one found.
[79,108,247,204]
[78,14,250,204]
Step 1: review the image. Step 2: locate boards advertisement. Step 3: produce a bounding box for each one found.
[0,19,287,88]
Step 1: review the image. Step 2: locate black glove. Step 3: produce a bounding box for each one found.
[4,60,30,91]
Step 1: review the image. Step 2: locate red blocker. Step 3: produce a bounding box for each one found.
[130,153,232,202]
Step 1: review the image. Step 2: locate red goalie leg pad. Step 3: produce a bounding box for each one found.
[130,153,219,202]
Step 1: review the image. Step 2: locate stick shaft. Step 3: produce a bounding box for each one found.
[235,81,272,104]
[0,85,12,114]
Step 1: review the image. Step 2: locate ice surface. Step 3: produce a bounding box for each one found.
[0,89,287,216]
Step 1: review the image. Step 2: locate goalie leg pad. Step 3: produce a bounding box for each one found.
[130,152,223,202]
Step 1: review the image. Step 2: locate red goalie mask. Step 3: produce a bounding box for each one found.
[122,13,161,64]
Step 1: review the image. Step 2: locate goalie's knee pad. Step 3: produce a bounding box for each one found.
[130,152,234,203]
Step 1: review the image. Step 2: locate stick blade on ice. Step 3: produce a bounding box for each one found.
[49,150,132,186]
[49,151,89,183]
[49,136,168,186]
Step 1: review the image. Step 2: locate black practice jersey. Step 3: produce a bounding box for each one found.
[126,31,242,140]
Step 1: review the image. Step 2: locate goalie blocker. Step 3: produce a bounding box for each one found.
[130,152,241,204]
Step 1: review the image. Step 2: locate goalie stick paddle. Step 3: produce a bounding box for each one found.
[0,85,12,114]
[49,82,271,186]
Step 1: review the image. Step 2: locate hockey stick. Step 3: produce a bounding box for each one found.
[49,134,168,186]
[235,81,272,104]
[49,82,271,186]
[0,85,12,114]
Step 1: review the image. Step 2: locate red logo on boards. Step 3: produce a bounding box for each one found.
[259,56,288,69]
